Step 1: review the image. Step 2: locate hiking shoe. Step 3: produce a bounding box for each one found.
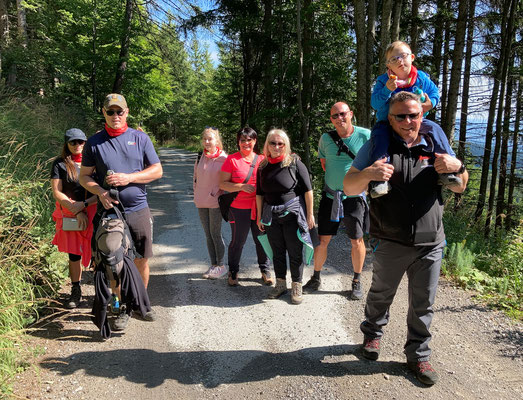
[134,308,157,322]
[228,272,239,286]
[261,270,274,286]
[202,266,213,279]
[113,308,130,331]
[407,360,439,385]
[291,282,303,305]
[369,181,391,198]
[267,278,288,299]
[303,275,321,293]
[361,337,380,360]
[350,279,363,300]
[208,266,228,279]
[438,173,462,189]
[66,285,82,309]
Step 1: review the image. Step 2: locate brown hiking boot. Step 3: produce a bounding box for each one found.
[261,271,274,286]
[228,272,239,286]
[291,282,303,304]
[267,278,287,299]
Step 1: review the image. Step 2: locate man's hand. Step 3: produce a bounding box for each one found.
[105,172,132,187]
[421,93,433,114]
[98,190,119,210]
[366,157,395,181]
[69,201,85,215]
[434,153,462,174]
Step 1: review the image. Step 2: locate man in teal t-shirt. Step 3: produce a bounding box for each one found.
[303,102,370,300]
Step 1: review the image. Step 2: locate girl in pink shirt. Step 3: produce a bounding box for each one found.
[194,127,228,279]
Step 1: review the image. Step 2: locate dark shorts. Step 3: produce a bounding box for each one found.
[317,192,369,239]
[126,207,153,259]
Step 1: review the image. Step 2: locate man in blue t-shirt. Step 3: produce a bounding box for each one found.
[80,93,162,330]
[303,102,370,301]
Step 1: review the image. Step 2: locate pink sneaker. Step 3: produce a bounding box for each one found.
[208,266,228,279]
[202,267,213,279]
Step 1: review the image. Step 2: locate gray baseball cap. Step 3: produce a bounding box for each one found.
[64,128,87,142]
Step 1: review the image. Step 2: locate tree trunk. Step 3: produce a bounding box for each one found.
[474,0,514,224]
[441,0,468,144]
[379,0,393,64]
[495,58,514,229]
[506,77,522,231]
[296,0,311,168]
[302,0,313,166]
[277,0,283,126]
[16,0,27,46]
[366,0,376,125]
[353,0,368,127]
[390,0,402,42]
[457,0,476,162]
[431,0,445,88]
[112,0,134,94]
[262,0,273,133]
[440,19,451,128]
[91,0,98,111]
[410,0,420,54]
[0,0,8,45]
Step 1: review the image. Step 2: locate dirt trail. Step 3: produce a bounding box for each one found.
[13,148,522,400]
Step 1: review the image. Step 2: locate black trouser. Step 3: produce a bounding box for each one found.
[228,207,269,274]
[265,213,304,283]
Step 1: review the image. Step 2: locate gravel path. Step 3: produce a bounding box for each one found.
[13,148,522,399]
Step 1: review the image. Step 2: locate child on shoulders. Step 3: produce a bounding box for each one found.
[369,41,461,198]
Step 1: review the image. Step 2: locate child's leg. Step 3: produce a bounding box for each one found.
[419,120,462,187]
[369,121,392,164]
[419,120,453,155]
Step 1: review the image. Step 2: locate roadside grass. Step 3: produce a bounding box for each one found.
[0,96,95,396]
[442,206,523,321]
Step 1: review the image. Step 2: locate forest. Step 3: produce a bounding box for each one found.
[0,0,521,394]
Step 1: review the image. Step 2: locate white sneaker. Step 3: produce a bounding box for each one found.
[208,266,228,279]
[202,266,213,279]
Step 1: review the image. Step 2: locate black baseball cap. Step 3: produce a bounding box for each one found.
[64,128,87,142]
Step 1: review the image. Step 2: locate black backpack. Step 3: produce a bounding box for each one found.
[93,203,135,284]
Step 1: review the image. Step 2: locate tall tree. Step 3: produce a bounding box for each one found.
[379,0,393,64]
[112,0,134,93]
[410,0,420,54]
[441,0,468,142]
[506,77,522,230]
[353,0,369,127]
[366,0,376,125]
[390,0,402,42]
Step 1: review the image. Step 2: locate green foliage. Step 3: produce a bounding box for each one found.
[0,98,79,395]
[443,208,523,320]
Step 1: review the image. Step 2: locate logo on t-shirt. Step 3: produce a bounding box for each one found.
[127,141,136,146]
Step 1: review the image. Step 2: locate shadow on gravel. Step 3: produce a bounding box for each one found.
[39,344,421,388]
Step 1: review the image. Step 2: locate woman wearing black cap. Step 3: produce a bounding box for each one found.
[50,129,97,309]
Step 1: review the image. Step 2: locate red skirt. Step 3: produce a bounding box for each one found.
[52,202,97,267]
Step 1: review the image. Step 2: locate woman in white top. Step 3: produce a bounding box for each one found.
[193,127,228,279]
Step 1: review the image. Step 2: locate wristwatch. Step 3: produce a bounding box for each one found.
[83,201,89,209]
[456,162,466,174]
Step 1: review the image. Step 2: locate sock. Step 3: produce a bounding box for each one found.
[313,270,321,280]
[71,281,80,287]
[353,273,361,282]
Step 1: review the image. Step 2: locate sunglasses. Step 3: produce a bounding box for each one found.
[68,140,85,145]
[269,141,285,147]
[105,109,125,116]
[386,52,411,65]
[390,112,421,122]
[331,111,350,120]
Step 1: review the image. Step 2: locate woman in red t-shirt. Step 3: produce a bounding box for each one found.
[219,127,272,286]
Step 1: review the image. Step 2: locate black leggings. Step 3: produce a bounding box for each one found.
[68,253,81,262]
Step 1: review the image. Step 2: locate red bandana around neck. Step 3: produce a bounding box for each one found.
[71,153,82,163]
[204,147,221,159]
[105,123,128,137]
[268,154,285,164]
[388,65,418,89]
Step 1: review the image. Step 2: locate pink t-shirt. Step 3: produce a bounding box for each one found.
[221,152,264,209]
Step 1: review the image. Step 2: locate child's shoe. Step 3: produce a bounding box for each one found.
[369,181,391,198]
[438,173,462,189]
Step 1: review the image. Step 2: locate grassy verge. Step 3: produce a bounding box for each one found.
[0,96,97,396]
[442,203,522,320]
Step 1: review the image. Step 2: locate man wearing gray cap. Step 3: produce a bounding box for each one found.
[80,93,162,330]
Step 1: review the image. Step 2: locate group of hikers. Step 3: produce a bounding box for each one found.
[50,41,468,386]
